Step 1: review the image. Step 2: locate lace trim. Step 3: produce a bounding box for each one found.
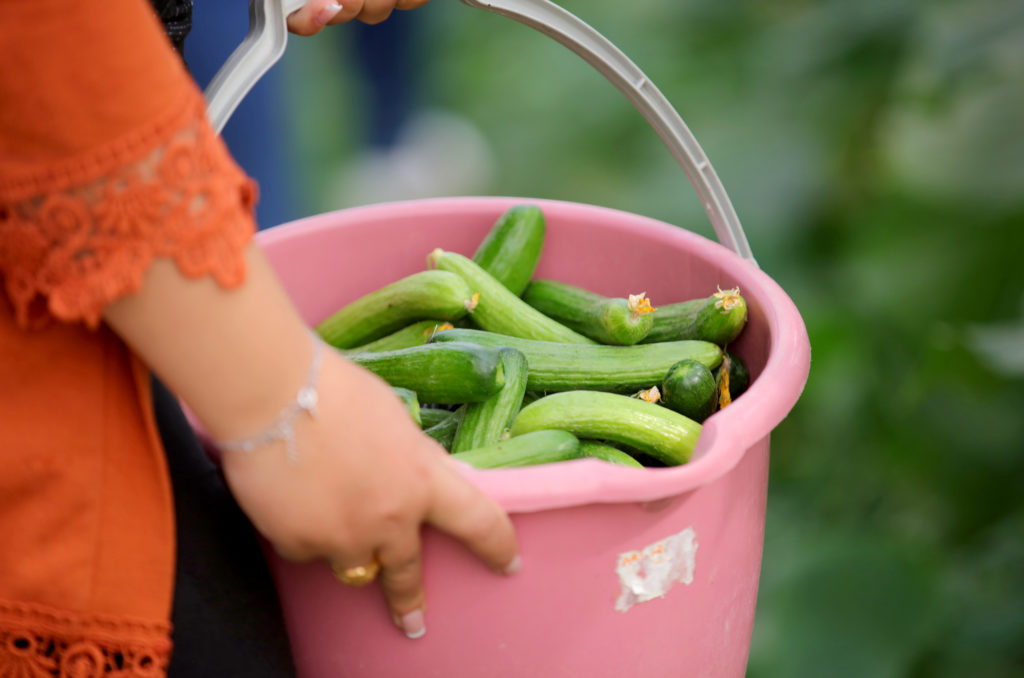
[0,600,171,678]
[0,88,203,204]
[0,90,257,329]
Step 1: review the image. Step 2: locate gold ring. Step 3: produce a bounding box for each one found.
[330,559,381,587]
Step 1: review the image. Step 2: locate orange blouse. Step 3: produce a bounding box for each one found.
[0,1,257,675]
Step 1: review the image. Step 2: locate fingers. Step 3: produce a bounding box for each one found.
[289,0,430,33]
[324,526,428,639]
[287,0,344,36]
[376,529,427,638]
[324,0,364,26]
[395,0,431,10]
[331,0,430,25]
[321,462,517,641]
[426,463,521,577]
[321,528,427,639]
[351,0,395,25]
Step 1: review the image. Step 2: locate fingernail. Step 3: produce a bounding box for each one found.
[315,2,343,25]
[400,609,426,639]
[503,554,522,576]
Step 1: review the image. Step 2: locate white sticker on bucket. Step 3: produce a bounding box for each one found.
[615,527,698,612]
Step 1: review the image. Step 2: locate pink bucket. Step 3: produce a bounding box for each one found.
[252,195,811,678]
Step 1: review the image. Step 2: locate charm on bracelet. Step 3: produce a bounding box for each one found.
[217,332,324,463]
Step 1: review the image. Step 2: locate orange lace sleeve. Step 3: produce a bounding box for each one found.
[0,0,257,330]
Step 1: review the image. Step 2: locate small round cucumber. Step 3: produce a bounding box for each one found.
[714,351,751,409]
[661,359,717,422]
[317,270,474,349]
[724,351,751,397]
[643,287,748,346]
[510,391,701,466]
[451,430,581,469]
[578,441,644,468]
[472,205,546,296]
[522,279,655,345]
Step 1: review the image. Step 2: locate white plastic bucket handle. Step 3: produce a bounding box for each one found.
[203,0,757,265]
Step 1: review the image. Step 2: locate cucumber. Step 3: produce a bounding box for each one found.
[578,440,644,468]
[424,405,466,451]
[419,406,456,430]
[661,359,717,422]
[342,320,453,355]
[510,391,701,466]
[643,287,748,346]
[392,387,422,427]
[521,391,545,410]
[715,351,751,409]
[429,249,595,345]
[452,348,528,453]
[316,270,475,349]
[522,279,654,345]
[429,328,722,393]
[472,205,546,296]
[450,430,581,469]
[348,342,504,404]
[724,351,751,397]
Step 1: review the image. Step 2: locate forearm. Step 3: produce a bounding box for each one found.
[103,244,316,443]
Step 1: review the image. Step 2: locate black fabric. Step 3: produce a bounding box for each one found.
[149,0,193,56]
[152,378,297,678]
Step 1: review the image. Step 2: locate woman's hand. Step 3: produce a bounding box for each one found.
[287,0,431,36]
[217,348,520,639]
[105,246,519,640]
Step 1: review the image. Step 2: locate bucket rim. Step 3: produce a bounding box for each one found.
[256,196,811,513]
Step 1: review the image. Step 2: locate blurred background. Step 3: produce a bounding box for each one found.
[188,0,1023,675]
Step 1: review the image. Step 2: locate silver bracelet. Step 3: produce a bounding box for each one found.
[217,332,324,463]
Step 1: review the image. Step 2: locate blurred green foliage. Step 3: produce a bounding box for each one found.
[279,0,1024,675]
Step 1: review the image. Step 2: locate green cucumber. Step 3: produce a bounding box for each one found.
[392,387,422,427]
[472,205,546,296]
[714,351,751,409]
[510,391,701,466]
[342,320,453,355]
[578,441,644,468]
[429,328,722,393]
[451,430,580,469]
[348,342,504,404]
[724,351,751,398]
[419,406,456,430]
[316,270,475,349]
[643,287,748,346]
[424,405,466,451]
[522,279,654,345]
[521,391,545,408]
[429,249,595,345]
[452,348,528,453]
[661,359,717,422]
